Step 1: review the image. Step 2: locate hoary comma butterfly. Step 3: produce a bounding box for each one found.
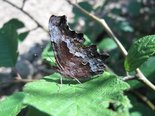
[48,15,109,81]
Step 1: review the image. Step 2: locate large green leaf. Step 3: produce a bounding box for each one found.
[125,35,155,72]
[23,72,131,116]
[0,92,25,116]
[0,19,24,67]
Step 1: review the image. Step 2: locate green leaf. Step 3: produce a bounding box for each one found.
[140,57,155,77]
[18,31,29,42]
[128,57,155,88]
[41,43,56,66]
[127,0,141,16]
[0,19,24,67]
[83,35,92,46]
[23,72,131,116]
[0,92,25,116]
[125,35,155,72]
[97,38,117,51]
[4,19,25,30]
[119,21,133,32]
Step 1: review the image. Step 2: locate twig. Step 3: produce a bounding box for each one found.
[3,0,47,32]
[0,67,41,87]
[131,90,155,111]
[0,68,37,87]
[29,26,39,32]
[68,0,127,56]
[21,0,27,9]
[0,79,36,87]
[136,69,155,91]
[67,0,155,91]
[12,79,34,83]
[123,75,136,81]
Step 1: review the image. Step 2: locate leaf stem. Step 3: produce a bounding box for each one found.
[123,76,136,81]
[67,0,155,91]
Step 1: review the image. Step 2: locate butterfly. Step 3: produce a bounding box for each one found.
[48,15,108,81]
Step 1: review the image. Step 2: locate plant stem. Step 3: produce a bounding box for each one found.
[136,69,155,91]
[123,76,136,81]
[72,2,128,57]
[0,79,35,87]
[21,0,27,9]
[67,0,155,91]
[131,90,155,111]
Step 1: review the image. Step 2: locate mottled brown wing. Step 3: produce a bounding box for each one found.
[49,15,108,79]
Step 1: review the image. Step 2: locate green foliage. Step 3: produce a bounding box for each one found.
[0,92,25,116]
[22,72,131,116]
[117,21,133,32]
[140,57,155,77]
[18,31,29,42]
[70,1,155,114]
[97,37,117,51]
[0,0,155,115]
[71,1,103,40]
[125,35,155,71]
[127,57,155,89]
[0,72,131,116]
[73,1,92,14]
[41,43,56,66]
[0,19,19,67]
[0,19,27,67]
[127,0,141,16]
[83,35,92,46]
[128,94,155,116]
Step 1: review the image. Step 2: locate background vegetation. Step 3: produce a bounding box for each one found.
[0,0,155,116]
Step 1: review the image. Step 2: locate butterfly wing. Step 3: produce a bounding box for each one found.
[49,15,108,78]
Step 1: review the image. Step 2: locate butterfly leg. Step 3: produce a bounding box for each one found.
[58,75,63,87]
[72,77,82,84]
